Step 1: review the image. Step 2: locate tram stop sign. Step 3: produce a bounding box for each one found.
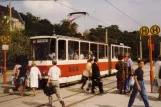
[140,26,149,36]
[150,25,160,35]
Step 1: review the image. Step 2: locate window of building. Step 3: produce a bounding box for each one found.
[80,42,89,59]
[68,41,79,60]
[58,40,66,60]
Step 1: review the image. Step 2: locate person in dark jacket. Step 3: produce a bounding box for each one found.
[91,58,104,94]
[16,64,27,96]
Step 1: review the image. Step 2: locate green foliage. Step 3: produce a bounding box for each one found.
[8,29,30,62]
[20,12,54,36]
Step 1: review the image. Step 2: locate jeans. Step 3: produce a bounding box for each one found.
[125,79,129,91]
[128,81,150,107]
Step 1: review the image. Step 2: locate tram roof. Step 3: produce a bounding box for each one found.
[30,35,108,45]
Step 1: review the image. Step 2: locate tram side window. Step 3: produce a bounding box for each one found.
[115,47,118,58]
[106,45,108,59]
[124,48,128,56]
[58,40,66,60]
[80,42,89,60]
[90,43,98,59]
[48,39,56,60]
[120,47,123,55]
[99,45,105,59]
[68,41,79,60]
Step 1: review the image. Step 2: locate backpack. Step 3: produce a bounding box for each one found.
[159,66,161,79]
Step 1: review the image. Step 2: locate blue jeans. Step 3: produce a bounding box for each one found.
[125,79,129,90]
[128,81,150,107]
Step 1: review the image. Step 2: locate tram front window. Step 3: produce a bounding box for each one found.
[31,38,53,60]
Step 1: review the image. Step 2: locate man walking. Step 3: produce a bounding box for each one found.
[46,60,65,107]
[128,60,150,107]
[91,58,104,94]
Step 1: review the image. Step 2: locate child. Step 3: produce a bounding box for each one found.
[128,60,150,107]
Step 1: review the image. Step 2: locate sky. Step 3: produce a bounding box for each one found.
[0,0,161,33]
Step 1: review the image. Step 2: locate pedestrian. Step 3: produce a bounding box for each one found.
[0,65,5,75]
[29,62,42,96]
[91,58,104,94]
[154,55,161,100]
[128,59,150,107]
[115,54,128,94]
[81,58,93,91]
[16,63,27,96]
[12,62,21,86]
[124,54,133,93]
[46,60,65,107]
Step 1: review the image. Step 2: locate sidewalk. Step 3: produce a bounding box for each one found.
[72,64,161,107]
[0,71,14,93]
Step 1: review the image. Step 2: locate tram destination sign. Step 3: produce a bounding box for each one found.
[32,39,48,43]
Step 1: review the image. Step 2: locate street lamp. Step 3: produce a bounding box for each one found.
[98,25,108,44]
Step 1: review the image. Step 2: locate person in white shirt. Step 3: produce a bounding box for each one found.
[155,55,161,99]
[12,63,21,86]
[29,62,42,96]
[49,52,56,60]
[46,60,65,107]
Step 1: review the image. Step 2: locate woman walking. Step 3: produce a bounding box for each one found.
[115,54,128,94]
[29,62,42,96]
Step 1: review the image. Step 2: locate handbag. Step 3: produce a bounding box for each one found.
[43,86,56,96]
[129,76,134,86]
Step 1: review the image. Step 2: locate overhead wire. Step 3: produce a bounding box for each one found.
[104,0,143,26]
[55,1,109,26]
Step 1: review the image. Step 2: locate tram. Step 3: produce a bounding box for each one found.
[28,35,131,84]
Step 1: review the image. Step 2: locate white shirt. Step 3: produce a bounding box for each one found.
[79,54,84,60]
[49,53,55,59]
[29,66,42,80]
[48,65,61,81]
[13,64,21,74]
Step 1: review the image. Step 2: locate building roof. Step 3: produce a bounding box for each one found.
[0,5,24,24]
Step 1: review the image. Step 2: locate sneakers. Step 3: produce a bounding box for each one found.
[60,100,65,107]
[80,87,84,90]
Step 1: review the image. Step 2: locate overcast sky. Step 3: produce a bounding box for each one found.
[0,0,161,33]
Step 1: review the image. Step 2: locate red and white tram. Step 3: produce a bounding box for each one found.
[28,35,131,84]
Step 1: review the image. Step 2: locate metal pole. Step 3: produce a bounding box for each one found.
[140,34,142,59]
[3,42,7,84]
[160,42,161,55]
[149,35,154,93]
[105,28,108,44]
[9,1,12,31]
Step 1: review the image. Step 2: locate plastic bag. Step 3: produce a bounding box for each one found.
[129,76,134,86]
[152,78,159,93]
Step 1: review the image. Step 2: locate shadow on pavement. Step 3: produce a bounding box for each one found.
[22,101,49,107]
[66,88,82,92]
[133,105,144,107]
[95,104,115,107]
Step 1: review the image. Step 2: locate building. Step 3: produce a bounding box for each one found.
[0,5,25,30]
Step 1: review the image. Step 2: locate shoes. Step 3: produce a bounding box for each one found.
[80,87,84,90]
[86,88,89,91]
[60,100,65,107]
